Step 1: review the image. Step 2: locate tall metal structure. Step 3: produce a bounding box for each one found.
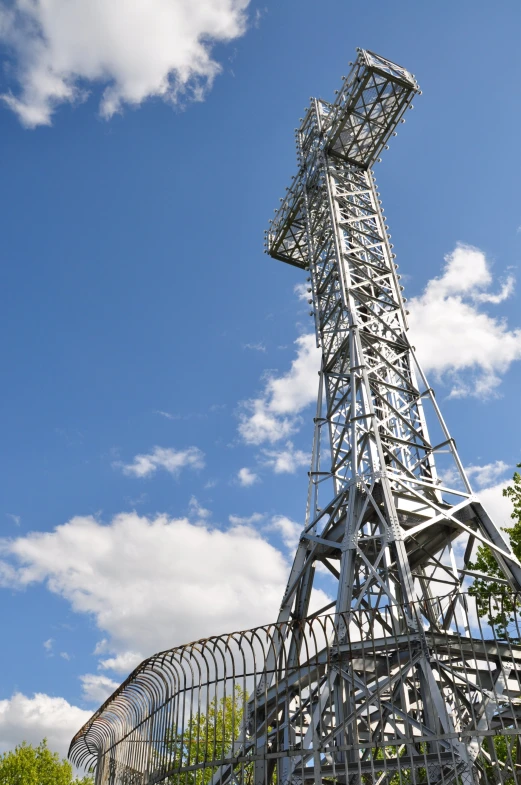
[267,53,521,668]
[267,48,521,625]
[70,50,521,785]
[261,46,521,783]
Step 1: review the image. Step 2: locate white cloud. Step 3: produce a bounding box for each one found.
[236,467,259,486]
[43,638,53,652]
[5,514,21,526]
[473,278,515,304]
[0,512,290,659]
[93,639,109,656]
[261,442,309,474]
[80,674,119,705]
[294,282,310,301]
[265,515,302,552]
[0,693,91,758]
[478,481,515,530]
[116,445,204,478]
[408,244,521,397]
[466,460,509,489]
[59,652,70,661]
[440,460,510,492]
[0,561,17,585]
[188,496,211,520]
[125,491,148,507]
[0,0,252,127]
[239,334,320,444]
[238,399,296,445]
[242,342,266,352]
[228,513,264,525]
[98,651,142,675]
[154,410,178,421]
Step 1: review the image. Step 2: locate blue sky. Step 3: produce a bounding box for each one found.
[0,0,521,760]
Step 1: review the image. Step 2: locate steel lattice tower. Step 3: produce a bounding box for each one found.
[69,49,521,785]
[261,48,521,783]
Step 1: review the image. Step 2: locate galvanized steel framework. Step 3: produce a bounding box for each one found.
[71,599,521,784]
[70,50,521,784]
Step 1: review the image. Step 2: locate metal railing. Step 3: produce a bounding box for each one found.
[70,594,521,784]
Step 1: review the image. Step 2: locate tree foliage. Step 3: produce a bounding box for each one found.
[465,464,521,778]
[164,686,253,785]
[468,463,521,638]
[0,739,93,785]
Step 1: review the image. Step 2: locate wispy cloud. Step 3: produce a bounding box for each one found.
[228,513,264,525]
[264,515,302,552]
[242,342,266,352]
[188,496,211,520]
[5,514,21,526]
[465,460,509,489]
[294,282,310,301]
[125,492,148,507]
[253,7,268,28]
[154,410,179,421]
[115,446,204,479]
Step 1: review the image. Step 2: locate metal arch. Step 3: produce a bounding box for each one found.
[69,622,282,766]
[69,622,296,770]
[69,650,180,767]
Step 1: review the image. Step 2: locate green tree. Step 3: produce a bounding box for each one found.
[164,686,253,785]
[0,739,93,785]
[468,463,521,639]
[480,735,518,785]
[466,464,521,780]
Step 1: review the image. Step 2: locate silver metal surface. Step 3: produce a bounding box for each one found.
[70,49,521,784]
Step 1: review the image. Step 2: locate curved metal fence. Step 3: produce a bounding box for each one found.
[70,595,521,784]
